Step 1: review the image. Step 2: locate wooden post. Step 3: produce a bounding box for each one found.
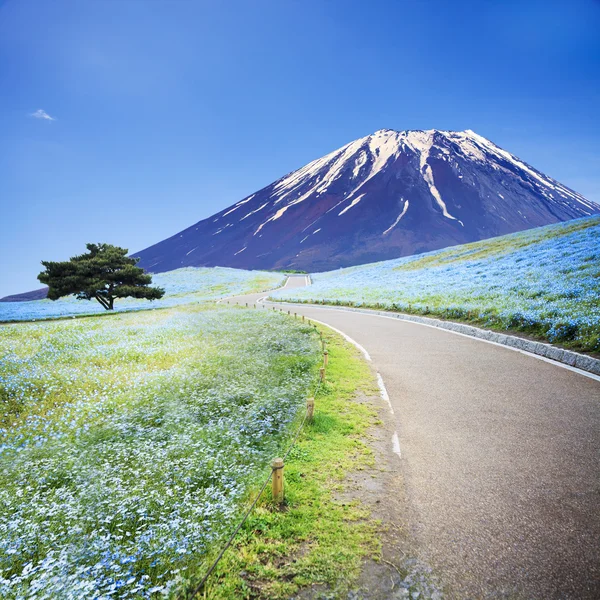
[323,350,328,367]
[294,312,297,319]
[245,302,248,308]
[272,458,284,503]
[302,315,305,322]
[320,367,325,382]
[288,310,290,315]
[307,397,315,422]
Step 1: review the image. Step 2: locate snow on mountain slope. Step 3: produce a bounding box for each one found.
[134,128,599,273]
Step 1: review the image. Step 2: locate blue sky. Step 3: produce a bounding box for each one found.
[1,0,599,297]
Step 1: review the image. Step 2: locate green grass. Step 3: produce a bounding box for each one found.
[196,324,381,599]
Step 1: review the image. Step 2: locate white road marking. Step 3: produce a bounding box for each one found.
[377,372,394,414]
[377,373,400,457]
[392,432,402,458]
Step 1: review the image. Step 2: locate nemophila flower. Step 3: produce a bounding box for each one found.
[274,217,600,350]
[0,306,320,598]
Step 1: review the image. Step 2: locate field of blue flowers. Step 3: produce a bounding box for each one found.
[0,304,320,598]
[0,267,283,322]
[274,216,600,352]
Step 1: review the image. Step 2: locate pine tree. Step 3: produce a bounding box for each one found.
[38,243,165,310]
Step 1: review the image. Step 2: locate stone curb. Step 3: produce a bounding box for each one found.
[272,300,600,378]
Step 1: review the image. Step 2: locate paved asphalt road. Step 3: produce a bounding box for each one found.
[229,276,600,599]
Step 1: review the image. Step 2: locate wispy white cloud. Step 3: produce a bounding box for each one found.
[30,109,55,121]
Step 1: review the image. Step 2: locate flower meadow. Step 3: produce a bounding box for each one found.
[274,216,600,352]
[0,267,284,322]
[0,305,320,598]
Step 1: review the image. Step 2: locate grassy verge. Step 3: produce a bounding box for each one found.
[197,325,380,599]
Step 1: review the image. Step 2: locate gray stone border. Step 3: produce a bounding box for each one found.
[271,300,600,378]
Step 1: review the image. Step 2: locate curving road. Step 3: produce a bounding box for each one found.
[229,276,600,599]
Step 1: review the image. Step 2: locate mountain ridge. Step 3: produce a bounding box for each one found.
[133,128,598,272]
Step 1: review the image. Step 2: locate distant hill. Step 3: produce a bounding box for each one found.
[0,288,49,302]
[133,128,599,273]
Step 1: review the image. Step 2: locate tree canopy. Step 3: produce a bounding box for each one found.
[38,243,165,310]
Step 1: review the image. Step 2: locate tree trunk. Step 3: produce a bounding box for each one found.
[94,294,110,310]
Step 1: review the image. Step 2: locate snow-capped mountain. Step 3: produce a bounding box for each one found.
[135,129,599,272]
